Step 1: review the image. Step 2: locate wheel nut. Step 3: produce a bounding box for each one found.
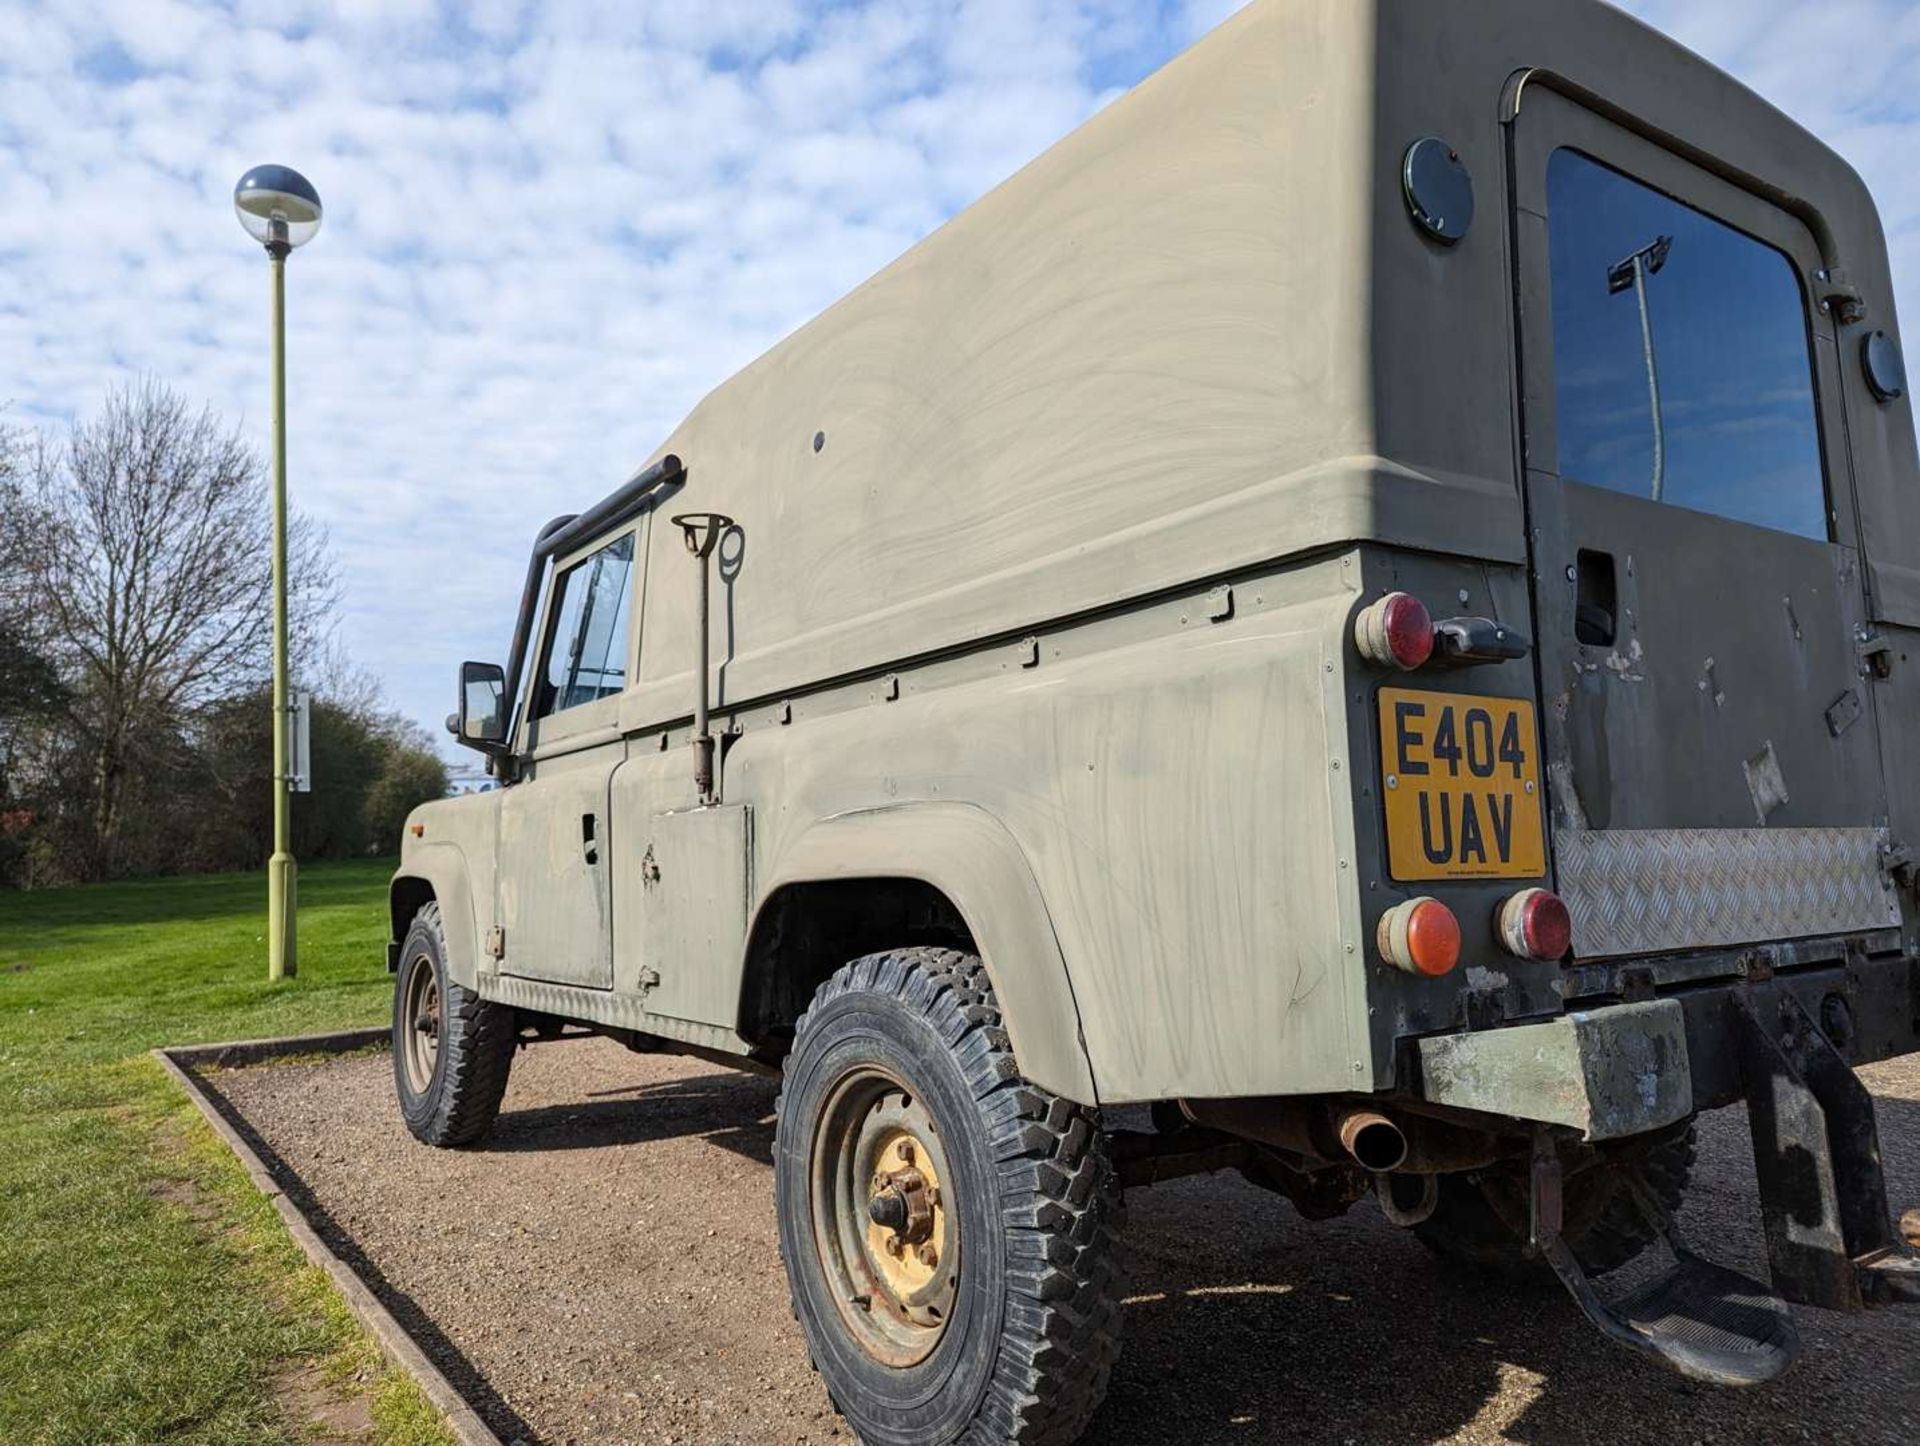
[899,1141,916,1165]
[917,1243,938,1267]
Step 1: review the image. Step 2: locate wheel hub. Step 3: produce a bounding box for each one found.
[812,1071,960,1367]
[402,953,442,1094]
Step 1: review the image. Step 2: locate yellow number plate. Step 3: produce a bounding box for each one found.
[1379,688,1546,881]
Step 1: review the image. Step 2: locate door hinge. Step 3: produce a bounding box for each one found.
[485,925,506,959]
[1882,841,1916,891]
[1856,627,1895,680]
[1816,268,1867,326]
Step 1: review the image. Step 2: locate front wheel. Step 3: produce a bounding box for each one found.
[774,948,1125,1445]
[391,901,518,1147]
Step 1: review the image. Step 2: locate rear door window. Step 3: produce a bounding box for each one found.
[1546,148,1829,541]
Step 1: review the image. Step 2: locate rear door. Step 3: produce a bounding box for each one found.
[1510,88,1899,959]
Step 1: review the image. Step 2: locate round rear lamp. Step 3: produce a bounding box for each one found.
[1376,897,1461,977]
[1354,591,1434,670]
[1497,887,1573,962]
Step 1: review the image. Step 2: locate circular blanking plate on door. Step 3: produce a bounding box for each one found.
[1402,137,1473,245]
[1863,330,1906,403]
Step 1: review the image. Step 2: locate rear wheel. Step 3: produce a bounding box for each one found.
[391,901,518,1147]
[1414,1120,1697,1276]
[774,947,1125,1445]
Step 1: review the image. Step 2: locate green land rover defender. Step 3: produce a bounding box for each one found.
[387,1,1920,1439]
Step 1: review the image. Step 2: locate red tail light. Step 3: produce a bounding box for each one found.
[1497,887,1572,962]
[1354,592,1434,670]
[1376,897,1461,977]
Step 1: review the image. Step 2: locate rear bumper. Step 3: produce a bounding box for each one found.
[1416,945,1920,1313]
[1672,950,1920,1110]
[1415,944,1920,1133]
[1418,998,1694,1139]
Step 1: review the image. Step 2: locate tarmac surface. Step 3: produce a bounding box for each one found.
[209,1038,1920,1446]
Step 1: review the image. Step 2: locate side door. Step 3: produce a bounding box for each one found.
[1510,88,1897,960]
[496,526,642,990]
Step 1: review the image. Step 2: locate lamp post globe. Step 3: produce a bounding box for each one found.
[233,164,323,256]
[235,163,321,981]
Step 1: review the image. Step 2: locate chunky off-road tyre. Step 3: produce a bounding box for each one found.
[1414,1121,1697,1277]
[392,901,518,1147]
[774,948,1125,1446]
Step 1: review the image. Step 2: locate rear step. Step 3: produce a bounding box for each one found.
[1529,1136,1799,1386]
[1534,989,1920,1386]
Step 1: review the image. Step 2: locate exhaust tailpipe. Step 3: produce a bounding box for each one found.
[1335,1108,1408,1172]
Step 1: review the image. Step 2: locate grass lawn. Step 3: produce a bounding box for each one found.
[0,858,454,1446]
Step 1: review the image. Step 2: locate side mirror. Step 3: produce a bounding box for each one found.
[457,661,508,747]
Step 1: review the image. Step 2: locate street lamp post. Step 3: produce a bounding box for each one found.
[1607,233,1674,502]
[234,165,323,982]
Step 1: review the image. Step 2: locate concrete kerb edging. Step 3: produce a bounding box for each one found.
[153,1028,504,1446]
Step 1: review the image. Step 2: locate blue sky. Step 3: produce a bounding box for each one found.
[3,0,1916,758]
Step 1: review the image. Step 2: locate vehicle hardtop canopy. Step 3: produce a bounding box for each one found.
[561,0,1912,732]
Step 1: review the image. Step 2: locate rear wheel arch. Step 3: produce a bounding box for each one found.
[739,804,1099,1104]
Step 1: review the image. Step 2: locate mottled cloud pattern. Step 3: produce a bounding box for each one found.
[2,0,1913,750]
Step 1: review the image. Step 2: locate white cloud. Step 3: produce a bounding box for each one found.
[1,0,1914,767]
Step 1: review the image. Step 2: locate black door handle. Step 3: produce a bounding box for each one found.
[581,813,599,866]
[1575,549,1618,646]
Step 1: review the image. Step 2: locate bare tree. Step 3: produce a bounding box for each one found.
[20,379,337,875]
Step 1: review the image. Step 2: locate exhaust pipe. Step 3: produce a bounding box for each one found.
[1336,1108,1408,1172]
[1180,1097,1496,1174]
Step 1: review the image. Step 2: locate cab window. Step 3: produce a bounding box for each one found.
[1546,148,1828,541]
[534,532,634,718]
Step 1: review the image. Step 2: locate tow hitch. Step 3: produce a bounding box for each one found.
[1529,990,1920,1385]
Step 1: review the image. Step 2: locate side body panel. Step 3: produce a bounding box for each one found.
[628,802,752,1026]
[721,560,1369,1104]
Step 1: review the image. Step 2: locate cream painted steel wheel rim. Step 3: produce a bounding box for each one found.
[402,951,442,1095]
[811,1067,960,1367]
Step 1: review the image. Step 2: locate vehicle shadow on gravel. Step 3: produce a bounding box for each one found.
[484,1069,778,1166]
[1087,1093,1920,1445]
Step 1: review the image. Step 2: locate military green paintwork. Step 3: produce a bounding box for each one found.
[395,0,1918,1123]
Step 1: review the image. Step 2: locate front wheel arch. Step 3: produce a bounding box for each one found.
[389,841,481,989]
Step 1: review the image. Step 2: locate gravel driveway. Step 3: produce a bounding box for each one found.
[207,1040,1920,1446]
